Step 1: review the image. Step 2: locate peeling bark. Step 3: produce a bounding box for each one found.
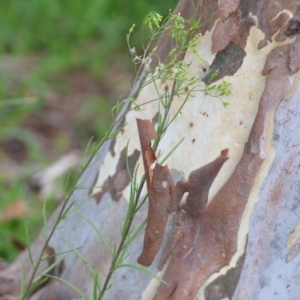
[181,149,229,217]
[94,147,140,203]
[137,118,228,266]
[1,0,300,299]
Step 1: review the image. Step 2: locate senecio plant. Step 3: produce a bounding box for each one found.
[22,11,231,300]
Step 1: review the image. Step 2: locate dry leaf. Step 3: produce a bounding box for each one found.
[0,200,30,222]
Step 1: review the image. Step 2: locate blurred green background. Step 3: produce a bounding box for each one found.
[0,0,177,262]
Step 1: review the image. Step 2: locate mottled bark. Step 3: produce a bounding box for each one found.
[1,0,300,299]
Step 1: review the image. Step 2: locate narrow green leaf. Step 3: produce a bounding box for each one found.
[83,136,94,161]
[93,272,101,300]
[122,182,135,238]
[74,180,85,191]
[135,194,148,212]
[113,243,117,257]
[63,239,98,280]
[62,239,85,261]
[33,255,65,284]
[19,263,24,298]
[125,140,133,182]
[92,135,106,155]
[77,212,113,257]
[160,137,184,165]
[59,197,88,225]
[133,164,141,192]
[67,197,89,216]
[25,224,35,268]
[59,201,75,222]
[42,197,48,240]
[46,275,88,299]
[23,277,48,297]
[166,93,189,128]
[116,264,169,286]
[63,169,71,197]
[41,247,82,261]
[124,218,147,249]
[114,250,129,270]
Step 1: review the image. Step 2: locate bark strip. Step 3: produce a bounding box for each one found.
[137,118,229,266]
[181,149,229,216]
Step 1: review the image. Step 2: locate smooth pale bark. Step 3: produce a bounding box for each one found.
[1,0,300,299]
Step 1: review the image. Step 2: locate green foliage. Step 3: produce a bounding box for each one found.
[0,0,158,262]
[0,182,57,262]
[0,0,177,70]
[93,11,231,299]
[144,11,163,34]
[0,3,232,298]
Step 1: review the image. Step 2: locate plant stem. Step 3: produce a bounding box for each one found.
[98,80,177,300]
[98,177,146,300]
[24,67,148,298]
[24,149,99,299]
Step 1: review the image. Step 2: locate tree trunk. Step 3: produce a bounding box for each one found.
[1,0,300,299]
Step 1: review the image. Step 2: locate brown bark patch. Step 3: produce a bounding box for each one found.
[233,16,256,49]
[136,118,172,266]
[151,112,160,125]
[181,151,229,217]
[136,119,229,266]
[94,147,140,203]
[203,42,246,84]
[204,252,246,300]
[212,9,255,54]
[154,146,262,300]
[137,163,173,266]
[273,12,292,42]
[253,1,297,49]
[109,138,116,157]
[218,0,239,18]
[153,43,291,300]
[212,10,241,54]
[285,18,300,38]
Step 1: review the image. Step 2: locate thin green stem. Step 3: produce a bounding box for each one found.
[23,10,231,300]
[98,80,177,300]
[98,176,146,300]
[24,62,148,299]
[154,80,177,148]
[24,150,95,298]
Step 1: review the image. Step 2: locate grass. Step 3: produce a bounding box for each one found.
[0,0,177,71]
[0,181,57,262]
[0,0,177,263]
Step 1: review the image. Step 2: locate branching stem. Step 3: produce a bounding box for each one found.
[98,80,177,300]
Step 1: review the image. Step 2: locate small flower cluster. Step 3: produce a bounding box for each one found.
[130,47,152,72]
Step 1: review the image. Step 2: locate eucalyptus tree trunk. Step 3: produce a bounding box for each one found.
[1,0,300,299]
